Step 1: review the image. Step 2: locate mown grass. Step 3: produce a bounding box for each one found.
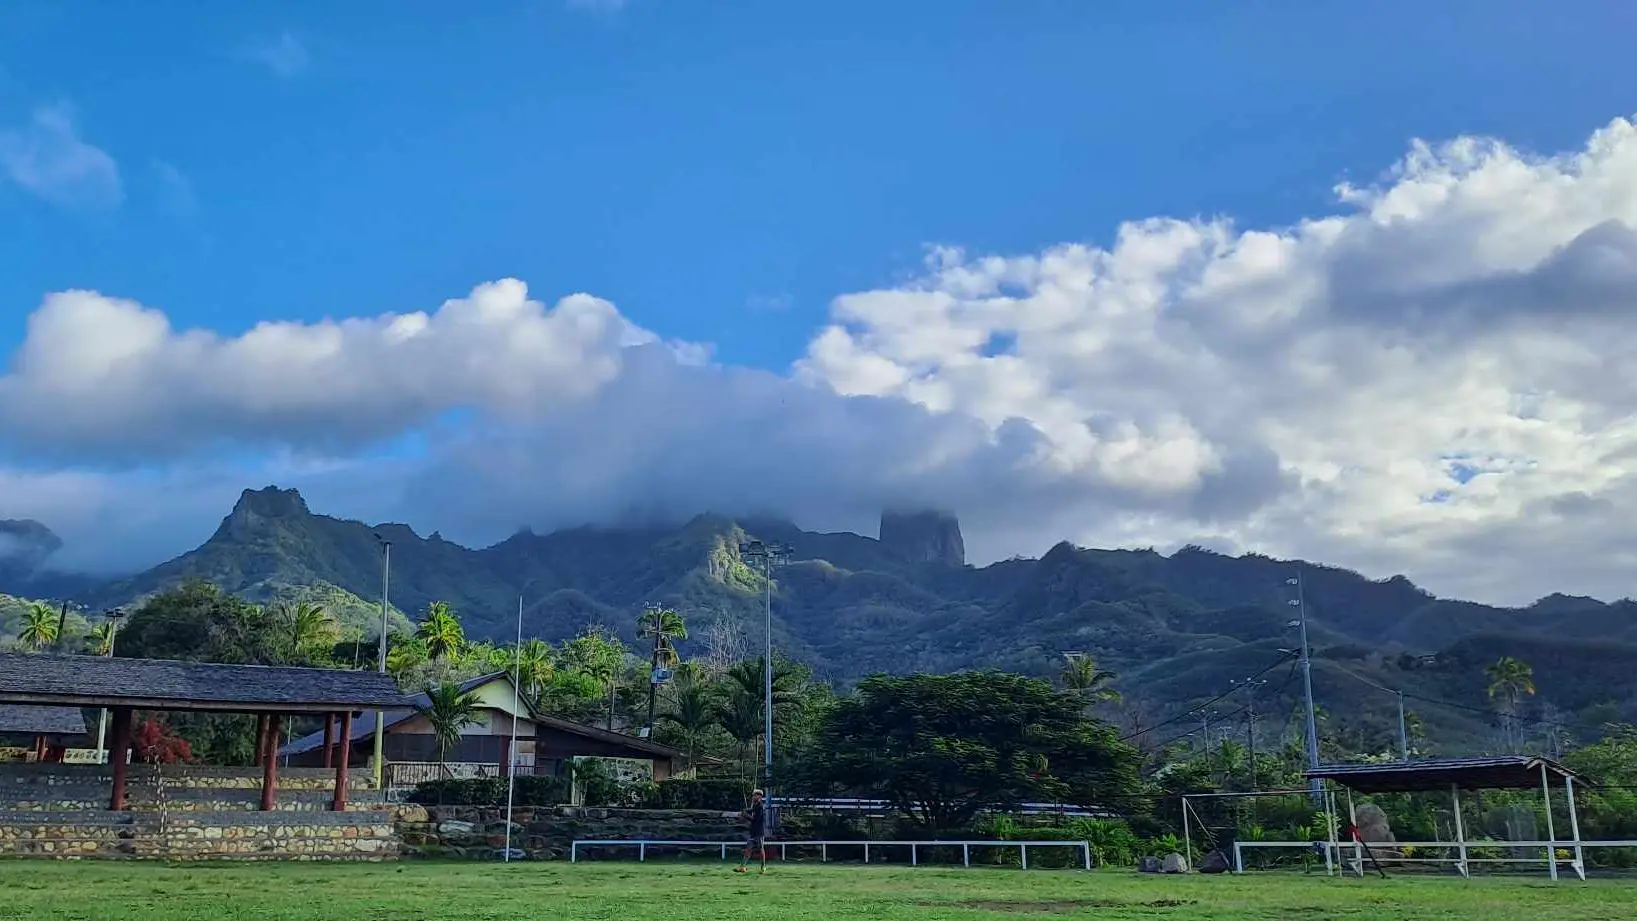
[0,860,1631,920]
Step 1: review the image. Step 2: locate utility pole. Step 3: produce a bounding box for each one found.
[738,539,789,823]
[645,605,663,736]
[1233,677,1267,791]
[1287,573,1322,799]
[1396,691,1410,762]
[372,535,392,791]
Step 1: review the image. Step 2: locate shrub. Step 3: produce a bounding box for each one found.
[407,775,570,807]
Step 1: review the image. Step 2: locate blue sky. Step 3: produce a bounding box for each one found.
[5,1,1637,604]
[2,0,1632,368]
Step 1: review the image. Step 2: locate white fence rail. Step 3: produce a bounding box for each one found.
[769,797,1111,818]
[1232,839,1637,880]
[570,838,1091,869]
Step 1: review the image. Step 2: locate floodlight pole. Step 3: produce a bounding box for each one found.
[505,593,524,864]
[372,536,391,791]
[1288,572,1322,799]
[1396,691,1410,762]
[739,539,789,821]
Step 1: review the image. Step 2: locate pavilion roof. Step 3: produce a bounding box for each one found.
[0,653,407,714]
[0,705,88,737]
[1307,756,1582,793]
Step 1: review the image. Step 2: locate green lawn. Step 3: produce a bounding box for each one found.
[0,861,1631,920]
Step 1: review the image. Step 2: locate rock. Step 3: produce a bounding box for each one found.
[494,847,527,861]
[436,820,474,836]
[1354,804,1397,846]
[879,510,965,566]
[1198,850,1231,874]
[1138,856,1162,873]
[1161,853,1188,874]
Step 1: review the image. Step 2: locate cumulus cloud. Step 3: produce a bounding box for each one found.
[6,117,1637,604]
[0,105,121,209]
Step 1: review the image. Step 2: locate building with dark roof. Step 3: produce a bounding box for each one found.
[279,671,686,790]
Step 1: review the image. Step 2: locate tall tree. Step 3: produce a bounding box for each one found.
[18,602,59,651]
[416,602,466,660]
[658,664,717,765]
[276,602,340,664]
[513,639,556,702]
[562,627,628,729]
[1486,656,1537,752]
[639,606,689,730]
[815,671,1141,832]
[419,682,483,770]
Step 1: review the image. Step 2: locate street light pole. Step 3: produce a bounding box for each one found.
[738,540,789,817]
[1287,573,1322,799]
[372,535,392,790]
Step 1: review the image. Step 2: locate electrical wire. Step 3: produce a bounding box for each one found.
[1117,652,1295,743]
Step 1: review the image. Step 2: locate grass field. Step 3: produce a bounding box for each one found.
[1,861,1632,920]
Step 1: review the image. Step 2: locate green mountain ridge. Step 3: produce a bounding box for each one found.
[9,485,1637,750]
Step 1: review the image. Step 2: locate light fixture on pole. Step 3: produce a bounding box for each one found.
[738,538,790,820]
[1285,573,1323,800]
[372,534,392,792]
[93,607,127,763]
[1230,676,1268,791]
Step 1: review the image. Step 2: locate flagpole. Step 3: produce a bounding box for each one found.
[504,593,523,863]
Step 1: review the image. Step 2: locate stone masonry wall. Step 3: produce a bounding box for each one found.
[0,764,371,792]
[0,811,399,861]
[397,806,743,861]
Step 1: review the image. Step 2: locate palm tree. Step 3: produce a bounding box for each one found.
[639,606,688,729]
[416,602,466,660]
[638,607,689,667]
[19,602,59,651]
[719,657,803,770]
[1486,656,1536,752]
[419,682,483,773]
[658,665,717,765]
[279,602,340,663]
[513,639,556,702]
[1061,654,1121,706]
[88,621,117,656]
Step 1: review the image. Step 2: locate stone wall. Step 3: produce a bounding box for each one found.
[0,763,371,792]
[0,811,398,860]
[397,805,743,861]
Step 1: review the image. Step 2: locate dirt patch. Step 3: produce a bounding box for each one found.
[931,898,1196,913]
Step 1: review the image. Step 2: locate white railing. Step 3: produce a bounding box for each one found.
[769,797,1113,818]
[1232,839,1637,880]
[569,838,1091,869]
[387,762,499,788]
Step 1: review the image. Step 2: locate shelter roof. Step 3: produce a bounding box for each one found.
[0,704,88,736]
[1307,756,1582,793]
[0,653,407,714]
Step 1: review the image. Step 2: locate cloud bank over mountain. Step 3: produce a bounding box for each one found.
[5,117,1637,605]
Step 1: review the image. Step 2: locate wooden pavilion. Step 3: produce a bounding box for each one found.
[0,653,404,812]
[0,705,87,763]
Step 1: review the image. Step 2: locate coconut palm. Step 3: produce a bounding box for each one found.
[88,621,118,656]
[637,606,689,668]
[1061,655,1121,706]
[658,665,717,765]
[419,682,483,772]
[513,639,556,701]
[278,602,340,663]
[1486,656,1536,752]
[19,602,59,651]
[416,602,466,660]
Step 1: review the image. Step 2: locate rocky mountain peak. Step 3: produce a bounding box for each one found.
[879,509,965,567]
[213,486,312,540]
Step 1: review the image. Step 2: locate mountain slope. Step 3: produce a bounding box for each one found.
[23,485,1637,743]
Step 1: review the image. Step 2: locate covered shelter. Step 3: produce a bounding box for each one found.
[1307,756,1588,880]
[0,653,405,812]
[278,671,687,790]
[0,705,87,763]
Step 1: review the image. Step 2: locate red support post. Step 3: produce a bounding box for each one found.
[253,714,269,766]
[260,714,282,811]
[108,708,133,811]
[331,711,353,811]
[323,713,336,769]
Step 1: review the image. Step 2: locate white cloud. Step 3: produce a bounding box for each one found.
[0,105,121,209]
[245,32,310,78]
[6,117,1637,606]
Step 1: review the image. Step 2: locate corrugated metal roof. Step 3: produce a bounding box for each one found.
[1307,756,1581,792]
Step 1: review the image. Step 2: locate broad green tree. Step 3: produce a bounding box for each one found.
[814,671,1142,832]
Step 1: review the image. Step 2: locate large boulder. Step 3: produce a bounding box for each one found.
[1198,849,1231,874]
[1161,852,1189,874]
[1138,856,1162,873]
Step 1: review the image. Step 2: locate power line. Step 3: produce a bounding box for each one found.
[1118,653,1295,743]
[1324,662,1621,738]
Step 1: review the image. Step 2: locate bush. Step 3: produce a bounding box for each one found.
[407,775,570,807]
[639,778,752,811]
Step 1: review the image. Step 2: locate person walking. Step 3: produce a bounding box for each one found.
[734,789,768,874]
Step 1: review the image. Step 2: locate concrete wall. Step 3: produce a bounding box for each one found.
[0,812,400,860]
